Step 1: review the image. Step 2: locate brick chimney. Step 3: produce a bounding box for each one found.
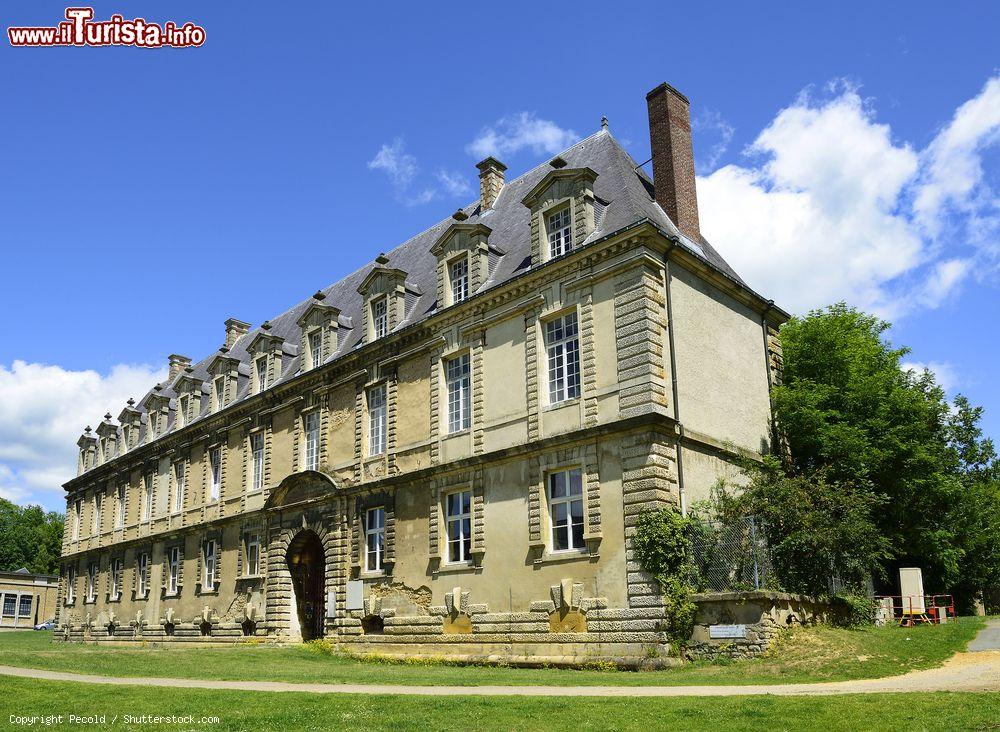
[476,157,507,211]
[224,318,251,349]
[167,354,191,382]
[646,82,700,242]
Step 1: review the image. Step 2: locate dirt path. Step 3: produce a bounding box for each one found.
[2,622,998,697]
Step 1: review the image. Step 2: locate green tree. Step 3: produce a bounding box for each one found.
[0,498,64,574]
[770,303,1000,608]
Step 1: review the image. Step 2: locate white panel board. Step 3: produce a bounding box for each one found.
[346,580,364,611]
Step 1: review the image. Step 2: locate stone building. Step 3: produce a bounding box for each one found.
[1,568,59,630]
[56,83,787,662]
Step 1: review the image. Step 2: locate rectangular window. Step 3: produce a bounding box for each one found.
[2,594,14,616]
[122,426,131,453]
[72,499,82,540]
[92,493,102,535]
[303,411,320,471]
[256,356,268,393]
[545,312,581,404]
[445,354,471,433]
[251,432,265,492]
[178,395,189,427]
[110,557,123,599]
[372,297,388,339]
[18,594,32,617]
[368,385,386,456]
[364,507,385,573]
[203,540,216,589]
[309,331,323,369]
[86,563,97,602]
[66,567,76,604]
[148,411,158,439]
[116,484,125,528]
[167,546,180,595]
[450,257,469,304]
[548,468,585,552]
[137,553,149,597]
[244,532,260,576]
[142,474,153,521]
[547,207,573,257]
[172,462,185,514]
[209,447,222,502]
[445,490,472,564]
[214,377,225,411]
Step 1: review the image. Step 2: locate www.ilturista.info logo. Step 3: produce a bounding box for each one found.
[8,7,205,48]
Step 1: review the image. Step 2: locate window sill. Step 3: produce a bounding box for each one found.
[237,574,264,581]
[544,397,580,412]
[196,588,219,596]
[442,428,471,439]
[533,548,593,566]
[433,562,478,576]
[360,571,388,580]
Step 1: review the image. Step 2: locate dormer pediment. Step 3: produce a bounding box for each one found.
[296,300,342,329]
[117,400,140,425]
[357,266,407,297]
[248,329,284,355]
[206,350,241,376]
[95,419,117,439]
[77,428,97,449]
[430,222,493,258]
[520,166,598,208]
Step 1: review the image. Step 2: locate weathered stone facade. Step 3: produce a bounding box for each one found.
[56,84,787,663]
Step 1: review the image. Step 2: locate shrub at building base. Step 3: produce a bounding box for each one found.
[632,508,697,646]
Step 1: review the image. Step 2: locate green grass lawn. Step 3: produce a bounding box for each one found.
[1,676,997,731]
[0,616,984,687]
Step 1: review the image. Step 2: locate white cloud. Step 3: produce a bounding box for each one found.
[435,169,473,197]
[0,360,165,509]
[693,109,735,172]
[901,360,958,392]
[466,112,579,160]
[368,141,473,206]
[368,138,418,189]
[697,75,1000,317]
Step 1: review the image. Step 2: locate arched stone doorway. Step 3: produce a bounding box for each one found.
[286,530,325,642]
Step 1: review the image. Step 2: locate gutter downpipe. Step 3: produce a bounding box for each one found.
[663,238,686,516]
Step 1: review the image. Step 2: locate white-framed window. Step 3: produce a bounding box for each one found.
[86,562,97,602]
[303,411,320,471]
[142,474,153,521]
[364,506,385,573]
[368,385,387,456]
[172,462,185,514]
[548,468,585,552]
[65,566,76,605]
[309,330,323,369]
[167,546,180,595]
[445,354,471,433]
[214,377,225,411]
[203,540,217,589]
[445,490,472,564]
[1,594,14,616]
[116,483,125,528]
[72,499,82,541]
[178,395,189,427]
[244,532,260,576]
[545,312,581,404]
[255,356,268,393]
[122,425,131,453]
[110,557,123,599]
[137,552,149,597]
[148,411,159,439]
[450,257,469,304]
[92,492,102,535]
[209,447,222,502]
[547,206,573,257]
[371,296,388,339]
[250,432,265,492]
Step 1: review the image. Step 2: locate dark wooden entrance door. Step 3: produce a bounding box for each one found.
[287,531,325,641]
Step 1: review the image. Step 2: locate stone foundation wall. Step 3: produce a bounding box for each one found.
[686,591,838,660]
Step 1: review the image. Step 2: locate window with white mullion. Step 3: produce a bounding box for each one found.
[142,474,153,521]
[364,506,385,573]
[72,499,82,540]
[547,207,573,257]
[214,377,225,411]
[548,468,585,552]
[66,567,76,604]
[167,546,180,595]
[368,386,387,456]
[92,493,102,535]
[445,490,472,564]
[445,354,471,433]
[115,484,125,528]
[244,532,261,576]
[86,562,98,602]
[255,356,268,393]
[172,462,185,514]
[209,448,222,502]
[110,557,123,599]
[303,411,320,471]
[450,257,469,304]
[137,553,149,597]
[203,539,217,589]
[309,330,323,369]
[372,297,388,340]
[250,432,265,492]
[545,312,581,404]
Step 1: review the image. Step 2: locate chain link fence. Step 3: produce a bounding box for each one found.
[687,515,776,592]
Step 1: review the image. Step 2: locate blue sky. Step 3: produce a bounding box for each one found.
[1,1,998,511]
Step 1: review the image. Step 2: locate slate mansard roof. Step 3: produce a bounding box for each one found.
[72,128,762,478]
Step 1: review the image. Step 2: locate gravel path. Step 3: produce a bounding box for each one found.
[2,621,998,697]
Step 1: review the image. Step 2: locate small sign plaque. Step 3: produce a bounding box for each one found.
[326,591,337,619]
[345,579,364,611]
[709,623,747,639]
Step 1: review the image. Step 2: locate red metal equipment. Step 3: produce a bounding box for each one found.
[875,594,955,626]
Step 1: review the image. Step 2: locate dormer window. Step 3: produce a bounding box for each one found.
[213,377,225,411]
[309,331,323,370]
[547,207,573,257]
[372,297,388,340]
[450,257,469,304]
[178,395,189,427]
[255,356,268,393]
[148,412,158,439]
[296,291,341,371]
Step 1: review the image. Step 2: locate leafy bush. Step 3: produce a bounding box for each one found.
[633,509,697,645]
[831,593,879,627]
